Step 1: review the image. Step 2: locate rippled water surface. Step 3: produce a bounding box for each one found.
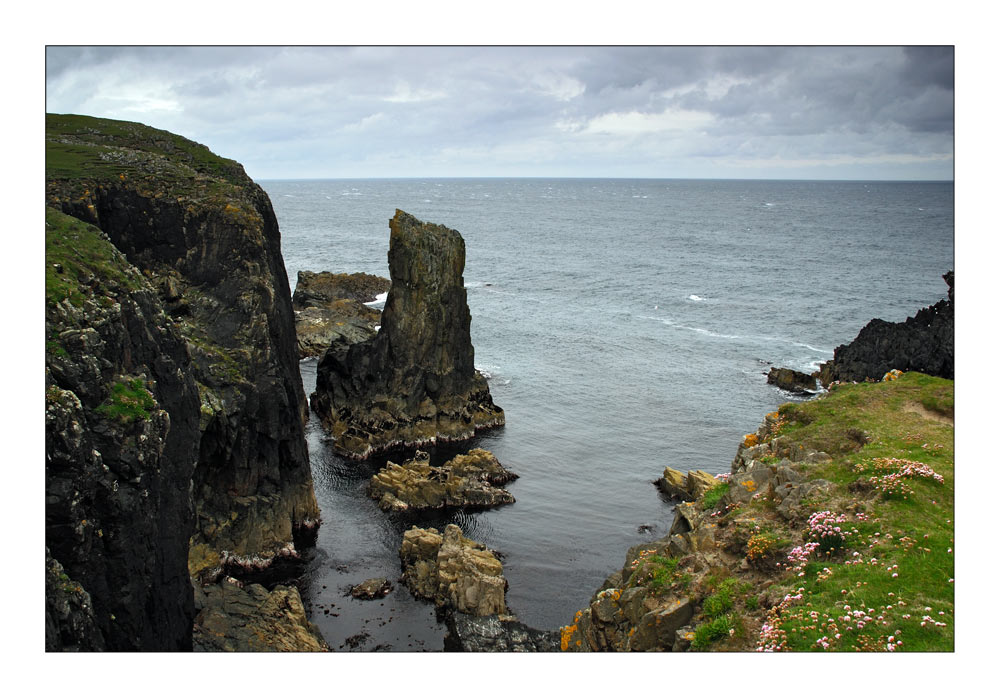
[262,178,953,645]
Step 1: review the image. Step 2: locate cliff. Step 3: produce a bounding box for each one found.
[561,371,954,652]
[291,271,387,358]
[311,210,504,458]
[818,272,953,386]
[45,114,320,649]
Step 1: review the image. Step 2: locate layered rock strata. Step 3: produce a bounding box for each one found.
[311,210,504,458]
[369,448,517,512]
[817,271,954,386]
[292,271,388,358]
[399,524,508,617]
[656,467,718,501]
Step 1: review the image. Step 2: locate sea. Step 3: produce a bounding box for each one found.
[261,178,954,650]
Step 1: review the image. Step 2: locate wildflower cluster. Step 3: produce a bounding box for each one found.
[746,531,781,561]
[784,542,820,576]
[756,589,803,651]
[806,510,857,552]
[854,458,944,498]
[882,369,904,382]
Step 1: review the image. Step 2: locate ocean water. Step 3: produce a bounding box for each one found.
[262,178,953,648]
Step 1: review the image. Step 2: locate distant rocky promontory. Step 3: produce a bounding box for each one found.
[292,271,388,358]
[310,210,505,458]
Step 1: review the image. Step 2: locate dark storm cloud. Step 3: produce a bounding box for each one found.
[44,46,953,179]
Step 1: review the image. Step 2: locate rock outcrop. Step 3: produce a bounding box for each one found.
[817,271,954,386]
[656,467,718,501]
[311,210,504,458]
[45,113,320,649]
[292,271,387,358]
[293,270,390,307]
[766,367,818,394]
[193,577,329,651]
[399,524,508,617]
[369,448,517,512]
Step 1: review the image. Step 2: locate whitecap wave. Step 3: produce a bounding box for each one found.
[364,291,388,308]
[687,294,704,301]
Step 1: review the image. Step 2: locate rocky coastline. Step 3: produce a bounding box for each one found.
[46,114,320,651]
[292,271,388,358]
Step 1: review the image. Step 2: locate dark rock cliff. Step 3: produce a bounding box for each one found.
[45,208,200,650]
[45,114,321,649]
[818,271,954,386]
[311,210,504,458]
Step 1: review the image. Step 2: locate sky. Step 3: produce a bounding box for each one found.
[44,45,955,181]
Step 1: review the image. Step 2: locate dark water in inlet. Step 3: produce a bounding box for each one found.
[261,178,954,650]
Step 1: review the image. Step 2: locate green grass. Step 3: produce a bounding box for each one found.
[701,482,729,510]
[46,113,245,186]
[756,372,953,651]
[45,207,143,308]
[95,378,156,423]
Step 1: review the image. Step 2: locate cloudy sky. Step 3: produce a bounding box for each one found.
[45,45,954,181]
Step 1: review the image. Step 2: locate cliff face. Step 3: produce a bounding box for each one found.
[45,207,200,650]
[311,210,504,458]
[45,114,321,648]
[818,272,954,386]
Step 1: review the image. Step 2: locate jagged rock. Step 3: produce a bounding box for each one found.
[350,577,392,599]
[311,210,504,458]
[399,524,507,616]
[444,613,560,652]
[45,548,104,651]
[192,578,329,651]
[369,448,517,512]
[46,114,320,578]
[766,366,818,393]
[656,467,718,501]
[629,596,694,651]
[292,270,390,308]
[817,271,953,386]
[44,208,200,650]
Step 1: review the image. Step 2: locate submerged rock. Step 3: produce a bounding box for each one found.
[444,613,560,652]
[400,524,508,617]
[311,210,504,458]
[350,577,393,599]
[369,448,517,512]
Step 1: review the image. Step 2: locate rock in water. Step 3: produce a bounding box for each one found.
[766,366,818,393]
[368,448,517,512]
[817,271,954,386]
[400,524,508,617]
[311,210,504,458]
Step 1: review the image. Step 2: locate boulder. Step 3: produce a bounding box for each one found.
[656,467,718,500]
[400,524,507,617]
[311,210,504,458]
[767,366,818,393]
[369,448,517,512]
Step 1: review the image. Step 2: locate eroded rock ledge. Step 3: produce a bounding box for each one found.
[369,448,517,512]
[311,210,504,458]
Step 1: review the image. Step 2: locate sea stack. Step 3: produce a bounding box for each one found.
[310,210,504,458]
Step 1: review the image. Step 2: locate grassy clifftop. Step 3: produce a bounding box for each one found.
[562,371,954,652]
